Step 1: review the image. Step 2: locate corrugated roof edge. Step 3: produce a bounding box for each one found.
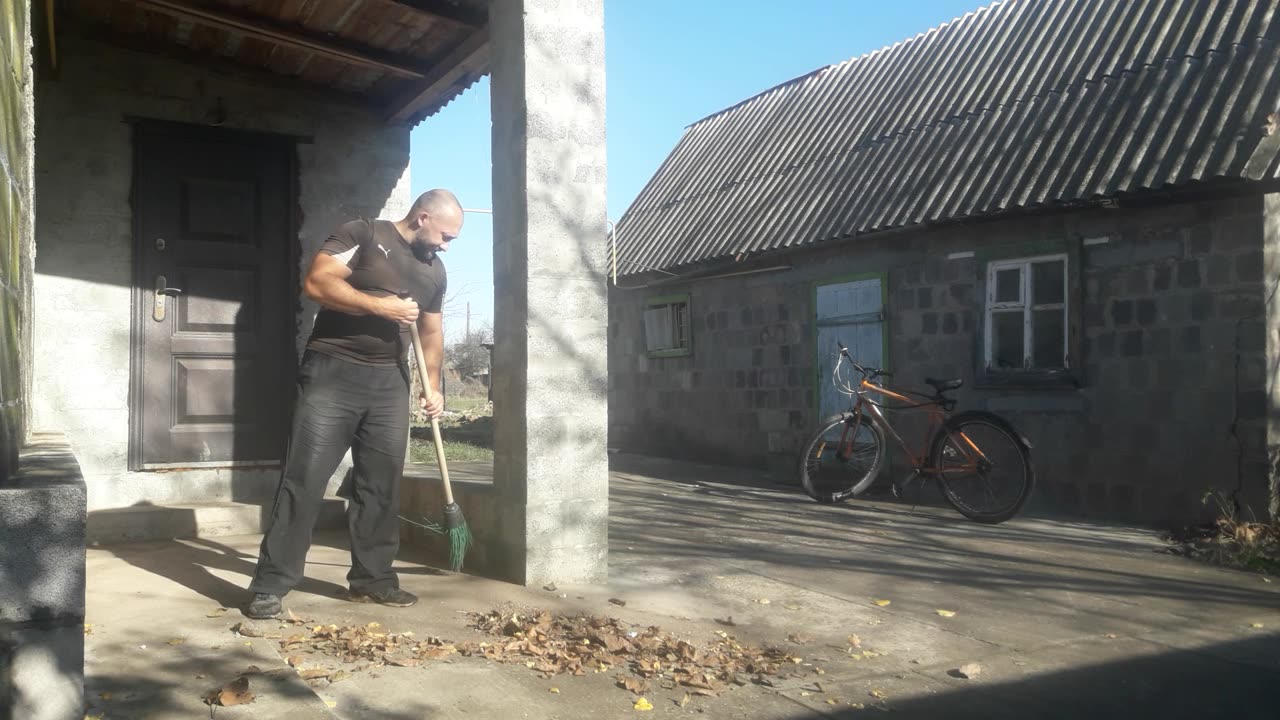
[679,1,1006,131]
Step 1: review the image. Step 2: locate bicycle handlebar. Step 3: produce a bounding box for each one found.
[835,339,892,380]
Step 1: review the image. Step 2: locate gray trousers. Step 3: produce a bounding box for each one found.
[249,349,409,596]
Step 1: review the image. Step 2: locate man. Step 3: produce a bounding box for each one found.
[244,189,463,620]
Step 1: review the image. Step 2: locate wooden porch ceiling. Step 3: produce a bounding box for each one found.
[51,0,489,125]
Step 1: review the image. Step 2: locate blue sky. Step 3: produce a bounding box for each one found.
[410,0,988,343]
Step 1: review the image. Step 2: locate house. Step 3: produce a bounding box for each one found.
[608,0,1280,528]
[2,0,609,715]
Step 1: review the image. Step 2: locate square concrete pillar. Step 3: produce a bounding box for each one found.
[1266,193,1280,522]
[488,0,609,585]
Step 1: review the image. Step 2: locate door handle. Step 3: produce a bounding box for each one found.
[153,275,182,322]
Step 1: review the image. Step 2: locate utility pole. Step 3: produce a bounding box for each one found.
[466,302,471,340]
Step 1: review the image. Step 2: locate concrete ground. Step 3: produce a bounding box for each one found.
[83,455,1280,719]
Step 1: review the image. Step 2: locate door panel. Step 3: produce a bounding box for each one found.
[131,125,293,469]
[816,278,884,421]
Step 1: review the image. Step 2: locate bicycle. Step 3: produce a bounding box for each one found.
[797,341,1035,524]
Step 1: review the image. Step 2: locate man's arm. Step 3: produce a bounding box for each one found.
[303,253,417,324]
[417,310,446,417]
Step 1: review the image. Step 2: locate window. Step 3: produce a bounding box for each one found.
[985,254,1067,370]
[644,295,690,357]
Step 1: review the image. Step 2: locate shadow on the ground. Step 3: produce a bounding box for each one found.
[83,638,442,720]
[605,458,1280,622]
[801,633,1280,719]
[102,537,347,609]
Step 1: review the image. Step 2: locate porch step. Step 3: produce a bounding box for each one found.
[87,497,347,544]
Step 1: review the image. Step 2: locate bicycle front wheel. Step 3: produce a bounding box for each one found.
[929,411,1034,523]
[798,412,885,503]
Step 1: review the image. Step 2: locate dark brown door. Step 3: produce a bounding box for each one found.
[130,123,294,469]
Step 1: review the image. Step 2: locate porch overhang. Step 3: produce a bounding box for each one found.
[42,0,489,125]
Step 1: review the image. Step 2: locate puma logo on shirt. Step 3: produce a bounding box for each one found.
[378,243,391,258]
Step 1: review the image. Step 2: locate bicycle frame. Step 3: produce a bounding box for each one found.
[835,363,991,479]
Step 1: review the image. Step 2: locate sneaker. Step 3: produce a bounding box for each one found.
[347,587,417,608]
[245,593,282,619]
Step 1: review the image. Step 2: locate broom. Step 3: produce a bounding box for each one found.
[405,319,473,572]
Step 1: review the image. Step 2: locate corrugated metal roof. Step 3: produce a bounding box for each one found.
[616,0,1280,276]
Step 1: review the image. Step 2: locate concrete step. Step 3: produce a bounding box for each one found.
[87,497,347,544]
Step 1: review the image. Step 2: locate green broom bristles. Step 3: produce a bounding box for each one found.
[442,502,473,572]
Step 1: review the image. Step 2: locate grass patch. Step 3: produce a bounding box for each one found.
[1166,492,1280,576]
[410,412,493,464]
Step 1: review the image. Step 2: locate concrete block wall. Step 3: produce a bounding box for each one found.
[1,434,87,720]
[608,193,1271,527]
[31,30,411,510]
[0,0,35,485]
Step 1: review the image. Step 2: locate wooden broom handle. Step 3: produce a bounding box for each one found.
[408,320,454,504]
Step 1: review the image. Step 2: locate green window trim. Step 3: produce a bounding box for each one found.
[644,293,692,358]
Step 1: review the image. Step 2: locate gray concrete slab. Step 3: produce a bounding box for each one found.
[83,454,1280,719]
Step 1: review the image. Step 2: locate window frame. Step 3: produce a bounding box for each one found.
[984,253,1069,371]
[643,294,692,358]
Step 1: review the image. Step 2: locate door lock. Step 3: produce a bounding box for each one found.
[153,275,182,322]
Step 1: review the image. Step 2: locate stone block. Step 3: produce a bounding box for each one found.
[1125,267,1149,294]
[1219,292,1263,320]
[1180,326,1202,353]
[917,287,933,309]
[1136,299,1157,326]
[922,313,938,334]
[1110,300,1133,326]
[1190,292,1214,322]
[1187,225,1213,255]
[1236,252,1264,283]
[1120,330,1143,357]
[0,461,86,623]
[1148,327,1171,356]
[1177,259,1202,288]
[1152,262,1173,291]
[0,623,84,720]
[942,313,958,334]
[1093,331,1116,358]
[1205,255,1231,286]
[897,288,916,310]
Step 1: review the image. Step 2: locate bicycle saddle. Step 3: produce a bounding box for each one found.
[925,377,963,393]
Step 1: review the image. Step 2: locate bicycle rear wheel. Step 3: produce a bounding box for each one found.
[928,411,1034,523]
[798,412,885,503]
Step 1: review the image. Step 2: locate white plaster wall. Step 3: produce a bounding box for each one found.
[32,36,412,510]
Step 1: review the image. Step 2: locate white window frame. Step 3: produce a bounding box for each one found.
[643,295,691,357]
[984,253,1068,370]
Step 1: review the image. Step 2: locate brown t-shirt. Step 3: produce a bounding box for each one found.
[305,218,446,366]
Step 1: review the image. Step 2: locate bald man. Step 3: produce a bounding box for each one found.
[245,190,464,619]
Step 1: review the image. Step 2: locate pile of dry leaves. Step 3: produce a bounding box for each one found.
[229,606,821,702]
[1167,494,1280,576]
[460,608,810,697]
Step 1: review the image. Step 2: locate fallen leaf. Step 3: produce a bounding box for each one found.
[618,677,650,695]
[543,584,558,592]
[756,598,771,605]
[325,700,337,709]
[549,687,560,694]
[953,663,982,679]
[873,599,891,607]
[203,676,254,707]
[1251,623,1265,629]
[298,668,331,680]
[935,609,956,618]
[386,656,421,667]
[232,622,264,638]
[714,616,736,626]
[785,604,802,610]
[84,715,103,720]
[609,598,627,607]
[328,670,349,683]
[786,633,810,644]
[633,697,653,711]
[679,693,691,707]
[99,692,113,700]
[847,634,862,648]
[850,702,865,709]
[167,637,186,645]
[195,674,207,680]
[1262,577,1272,584]
[1103,633,1118,639]
[84,624,94,635]
[287,656,305,668]
[800,691,812,697]
[870,689,887,699]
[206,608,228,618]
